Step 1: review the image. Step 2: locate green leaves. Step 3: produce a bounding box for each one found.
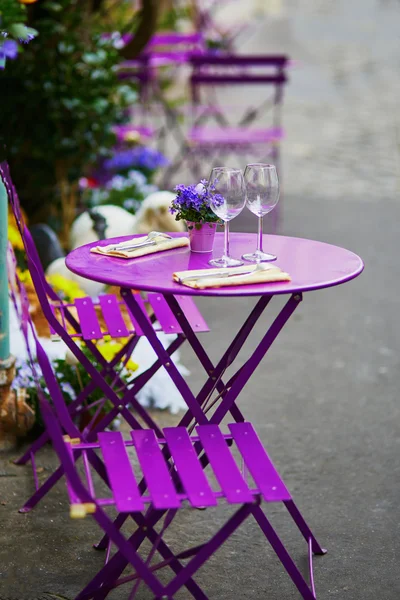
[0,0,137,220]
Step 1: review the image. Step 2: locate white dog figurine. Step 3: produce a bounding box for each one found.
[69,191,184,250]
[46,191,185,296]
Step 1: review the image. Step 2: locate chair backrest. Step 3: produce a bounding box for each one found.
[189,54,288,131]
[0,162,112,377]
[119,32,204,73]
[190,53,288,100]
[0,162,60,303]
[145,32,205,60]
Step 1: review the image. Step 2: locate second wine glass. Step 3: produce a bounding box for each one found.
[242,163,280,262]
[207,167,246,267]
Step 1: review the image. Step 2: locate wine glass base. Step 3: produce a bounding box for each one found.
[242,251,277,262]
[209,256,244,268]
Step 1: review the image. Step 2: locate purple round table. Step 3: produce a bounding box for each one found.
[66,232,363,297]
[66,231,363,426]
[65,232,363,598]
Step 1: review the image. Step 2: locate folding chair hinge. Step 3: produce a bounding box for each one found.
[63,435,81,445]
[70,503,97,519]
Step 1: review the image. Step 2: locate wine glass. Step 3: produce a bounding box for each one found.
[207,167,246,267]
[242,163,280,262]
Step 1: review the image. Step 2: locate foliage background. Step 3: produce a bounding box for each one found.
[0,1,137,232]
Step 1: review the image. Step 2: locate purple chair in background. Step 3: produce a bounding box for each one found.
[118,32,205,152]
[162,54,288,228]
[30,316,326,600]
[1,162,209,513]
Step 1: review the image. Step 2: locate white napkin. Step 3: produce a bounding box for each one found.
[173,264,291,289]
[90,235,189,258]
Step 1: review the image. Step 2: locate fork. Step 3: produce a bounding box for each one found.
[109,231,172,252]
[177,263,272,283]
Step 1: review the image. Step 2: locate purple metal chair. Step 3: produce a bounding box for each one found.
[32,321,326,600]
[1,162,209,512]
[119,32,205,74]
[119,32,205,155]
[163,54,288,228]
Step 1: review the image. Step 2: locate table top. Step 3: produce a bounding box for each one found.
[66,232,364,298]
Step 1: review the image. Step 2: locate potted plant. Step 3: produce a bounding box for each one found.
[170,181,222,252]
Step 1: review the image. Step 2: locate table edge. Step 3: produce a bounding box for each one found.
[65,233,365,297]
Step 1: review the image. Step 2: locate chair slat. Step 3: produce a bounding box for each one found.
[174,295,209,333]
[196,425,253,504]
[229,423,291,502]
[147,294,182,334]
[131,429,180,509]
[124,294,152,336]
[189,127,284,145]
[98,294,130,338]
[74,297,103,340]
[163,427,217,507]
[98,432,144,512]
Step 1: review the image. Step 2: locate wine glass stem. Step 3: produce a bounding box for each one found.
[224,220,230,258]
[257,215,264,254]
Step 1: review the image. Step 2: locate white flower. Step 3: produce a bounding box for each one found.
[195,182,206,196]
[127,170,147,187]
[109,175,128,191]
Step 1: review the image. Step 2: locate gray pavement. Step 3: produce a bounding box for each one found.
[1,0,400,598]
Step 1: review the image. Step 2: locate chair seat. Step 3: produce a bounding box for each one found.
[50,292,209,341]
[188,126,285,146]
[65,422,291,517]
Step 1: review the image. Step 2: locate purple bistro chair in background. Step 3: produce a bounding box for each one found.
[118,32,206,154]
[1,161,209,513]
[30,315,326,600]
[162,54,288,229]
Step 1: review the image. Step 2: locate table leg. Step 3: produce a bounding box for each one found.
[122,289,209,425]
[166,294,272,426]
[211,294,302,424]
[123,289,302,427]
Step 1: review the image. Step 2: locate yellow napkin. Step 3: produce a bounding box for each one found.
[173,264,291,289]
[90,235,189,259]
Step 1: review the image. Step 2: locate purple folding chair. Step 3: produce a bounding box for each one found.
[1,162,209,512]
[119,32,205,76]
[119,32,205,155]
[162,54,288,228]
[32,323,326,600]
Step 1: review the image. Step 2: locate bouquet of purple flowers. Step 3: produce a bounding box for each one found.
[170,181,224,229]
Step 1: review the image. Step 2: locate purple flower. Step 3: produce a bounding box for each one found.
[0,39,18,69]
[103,147,169,172]
[12,359,34,389]
[170,182,224,224]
